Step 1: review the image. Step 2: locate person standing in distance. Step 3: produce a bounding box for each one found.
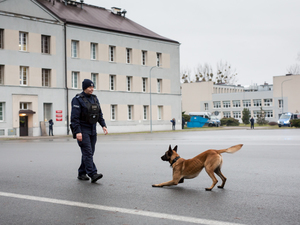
[71,79,108,183]
[250,117,255,129]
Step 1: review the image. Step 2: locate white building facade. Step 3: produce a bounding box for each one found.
[182,74,300,123]
[0,0,181,137]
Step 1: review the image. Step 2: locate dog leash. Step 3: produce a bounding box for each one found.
[170,156,180,166]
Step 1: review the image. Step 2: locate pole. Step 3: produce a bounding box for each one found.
[149,66,157,133]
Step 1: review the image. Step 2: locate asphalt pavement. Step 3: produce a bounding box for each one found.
[0,128,300,225]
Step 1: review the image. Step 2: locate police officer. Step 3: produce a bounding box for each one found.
[71,79,108,183]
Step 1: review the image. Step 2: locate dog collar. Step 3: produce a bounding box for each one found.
[170,156,180,166]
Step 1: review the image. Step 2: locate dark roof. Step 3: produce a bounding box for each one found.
[36,0,179,44]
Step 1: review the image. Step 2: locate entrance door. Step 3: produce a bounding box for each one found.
[20,116,28,136]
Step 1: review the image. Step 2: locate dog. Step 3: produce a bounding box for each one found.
[152,144,243,191]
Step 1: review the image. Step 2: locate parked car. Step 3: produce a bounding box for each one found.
[278,112,300,127]
[208,116,221,127]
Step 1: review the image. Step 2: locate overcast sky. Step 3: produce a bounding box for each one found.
[87,0,300,86]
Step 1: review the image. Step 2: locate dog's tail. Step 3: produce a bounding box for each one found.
[217,144,243,154]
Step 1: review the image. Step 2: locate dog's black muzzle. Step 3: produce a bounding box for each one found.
[161,154,169,161]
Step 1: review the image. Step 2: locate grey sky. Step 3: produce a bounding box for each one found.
[86,0,300,85]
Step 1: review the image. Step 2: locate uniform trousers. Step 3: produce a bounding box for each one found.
[77,133,97,177]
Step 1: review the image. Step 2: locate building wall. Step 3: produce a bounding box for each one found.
[0,0,181,136]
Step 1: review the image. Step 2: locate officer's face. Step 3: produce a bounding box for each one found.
[84,86,94,95]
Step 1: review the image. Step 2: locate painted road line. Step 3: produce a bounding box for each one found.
[0,191,245,225]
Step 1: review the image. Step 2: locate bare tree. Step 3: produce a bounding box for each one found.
[195,63,214,82]
[287,64,300,75]
[181,67,193,83]
[215,60,238,84]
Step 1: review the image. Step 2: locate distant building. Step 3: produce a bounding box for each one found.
[0,0,181,137]
[182,74,300,123]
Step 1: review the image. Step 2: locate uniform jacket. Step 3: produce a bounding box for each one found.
[71,92,106,136]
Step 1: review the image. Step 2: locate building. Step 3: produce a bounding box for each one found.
[182,74,300,123]
[0,0,181,137]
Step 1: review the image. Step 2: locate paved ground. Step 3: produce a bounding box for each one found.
[0,128,300,225]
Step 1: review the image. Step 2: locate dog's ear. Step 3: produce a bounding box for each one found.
[168,145,172,151]
[173,145,178,152]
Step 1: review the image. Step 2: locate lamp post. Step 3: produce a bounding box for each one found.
[149,66,157,133]
[281,79,292,114]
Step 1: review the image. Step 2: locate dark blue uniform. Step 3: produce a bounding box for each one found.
[71,92,106,177]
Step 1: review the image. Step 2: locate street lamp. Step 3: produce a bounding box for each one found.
[281,79,292,114]
[149,66,158,133]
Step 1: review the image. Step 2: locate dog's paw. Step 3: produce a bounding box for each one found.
[152,184,163,188]
[205,188,212,191]
[217,186,224,189]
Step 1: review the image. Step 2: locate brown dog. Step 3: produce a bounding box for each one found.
[152,144,243,191]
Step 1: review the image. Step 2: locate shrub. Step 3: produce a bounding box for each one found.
[291,119,300,128]
[242,108,251,125]
[268,121,278,126]
[182,113,190,122]
[220,117,240,126]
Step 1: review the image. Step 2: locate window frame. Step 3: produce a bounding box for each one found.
[142,77,147,93]
[19,32,27,51]
[90,43,97,60]
[41,35,50,54]
[158,105,163,120]
[111,105,117,121]
[243,100,251,107]
[232,100,241,108]
[128,105,133,120]
[223,111,231,118]
[264,98,273,107]
[126,76,132,92]
[157,79,162,93]
[223,101,231,108]
[91,73,98,90]
[204,103,208,111]
[0,65,3,85]
[72,71,79,89]
[20,66,28,86]
[143,105,148,120]
[213,101,221,109]
[156,52,162,67]
[253,99,262,107]
[0,102,4,122]
[0,29,4,49]
[126,48,132,64]
[71,40,79,58]
[142,50,147,65]
[109,46,115,62]
[110,75,116,91]
[233,111,241,119]
[42,69,51,87]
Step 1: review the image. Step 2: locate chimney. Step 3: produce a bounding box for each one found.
[111,7,122,15]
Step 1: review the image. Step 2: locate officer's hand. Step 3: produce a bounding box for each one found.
[103,127,108,135]
[76,133,82,141]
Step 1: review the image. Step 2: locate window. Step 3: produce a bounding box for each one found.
[110,75,116,91]
[223,111,231,118]
[232,100,241,108]
[0,29,3,49]
[0,65,3,85]
[0,102,4,121]
[109,46,115,62]
[233,111,241,119]
[43,103,52,122]
[19,32,27,51]
[204,103,208,111]
[126,48,132,64]
[91,73,98,89]
[72,72,78,88]
[157,79,162,93]
[41,35,50,54]
[42,69,51,87]
[156,53,162,67]
[128,105,133,120]
[279,99,283,108]
[253,99,262,107]
[20,102,29,110]
[253,110,260,118]
[111,105,117,120]
[142,78,147,92]
[90,43,97,60]
[158,106,163,120]
[223,101,231,108]
[243,100,251,107]
[20,66,28,86]
[265,110,273,118]
[143,106,148,120]
[127,76,132,91]
[142,50,147,65]
[213,101,221,108]
[71,40,79,58]
[264,99,272,106]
